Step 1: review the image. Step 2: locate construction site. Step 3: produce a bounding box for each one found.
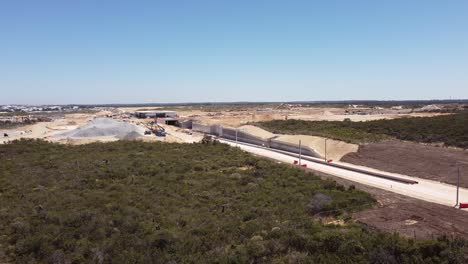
[3,0,468,260]
[1,103,468,240]
[2,102,468,264]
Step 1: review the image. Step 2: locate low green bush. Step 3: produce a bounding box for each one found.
[0,139,466,263]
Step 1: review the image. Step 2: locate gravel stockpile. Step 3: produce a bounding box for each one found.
[57,118,145,139]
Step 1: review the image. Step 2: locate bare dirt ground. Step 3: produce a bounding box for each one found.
[342,140,468,188]
[1,110,203,145]
[118,106,446,127]
[186,108,448,127]
[238,125,276,139]
[2,105,447,145]
[1,113,99,144]
[311,170,468,240]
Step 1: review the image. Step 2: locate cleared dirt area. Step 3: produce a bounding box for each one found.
[117,105,447,128]
[1,110,204,145]
[312,170,468,239]
[238,124,275,139]
[1,113,96,144]
[342,140,468,187]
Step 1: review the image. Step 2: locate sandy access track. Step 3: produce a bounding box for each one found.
[117,106,449,128]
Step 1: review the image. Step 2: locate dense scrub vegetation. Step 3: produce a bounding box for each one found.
[0,119,36,129]
[0,140,467,263]
[256,112,468,148]
[256,119,388,143]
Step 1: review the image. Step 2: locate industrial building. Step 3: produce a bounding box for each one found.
[134,110,179,126]
[134,110,177,119]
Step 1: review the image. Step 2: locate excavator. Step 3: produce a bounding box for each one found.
[145,121,167,137]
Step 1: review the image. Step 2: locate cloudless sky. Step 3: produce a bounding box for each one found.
[1,0,467,104]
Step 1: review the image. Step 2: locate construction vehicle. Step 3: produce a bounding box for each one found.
[154,124,166,137]
[146,121,167,137]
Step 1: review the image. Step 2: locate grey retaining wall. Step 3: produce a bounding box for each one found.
[191,123,322,158]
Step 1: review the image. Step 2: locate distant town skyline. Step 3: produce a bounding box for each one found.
[1,0,467,104]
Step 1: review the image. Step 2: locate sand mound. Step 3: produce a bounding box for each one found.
[233,125,358,160]
[275,135,358,160]
[238,125,275,139]
[57,118,145,139]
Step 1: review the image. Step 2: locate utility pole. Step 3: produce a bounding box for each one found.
[456,162,460,208]
[324,138,328,162]
[298,140,302,166]
[235,128,238,146]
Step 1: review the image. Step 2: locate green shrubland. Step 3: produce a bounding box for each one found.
[0,139,466,263]
[0,119,37,129]
[255,111,468,148]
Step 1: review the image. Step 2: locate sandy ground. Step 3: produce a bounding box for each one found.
[342,140,468,188]
[0,106,450,152]
[53,136,120,145]
[159,124,204,143]
[237,125,275,139]
[1,112,110,144]
[118,106,447,127]
[1,110,205,145]
[229,125,358,161]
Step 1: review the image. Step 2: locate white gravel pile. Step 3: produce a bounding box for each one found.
[57,118,145,139]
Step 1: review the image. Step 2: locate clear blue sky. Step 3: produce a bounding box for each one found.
[1,0,467,104]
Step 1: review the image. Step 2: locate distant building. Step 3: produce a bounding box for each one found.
[134,110,177,119]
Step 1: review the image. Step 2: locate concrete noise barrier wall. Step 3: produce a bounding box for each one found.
[269,139,322,158]
[221,127,268,147]
[192,123,223,136]
[191,123,322,159]
[192,123,212,134]
[179,120,193,129]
